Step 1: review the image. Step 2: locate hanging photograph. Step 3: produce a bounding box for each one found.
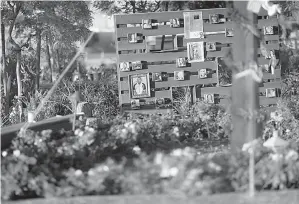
[184,11,204,39]
[206,42,217,51]
[170,18,181,28]
[209,14,220,24]
[176,57,187,67]
[266,88,277,98]
[132,61,143,70]
[187,42,205,63]
[174,71,185,81]
[128,33,143,43]
[142,19,152,29]
[203,94,215,104]
[152,72,162,82]
[155,98,165,105]
[259,64,270,73]
[225,28,234,37]
[119,62,131,72]
[263,26,274,35]
[129,73,151,99]
[199,69,208,79]
[131,99,140,109]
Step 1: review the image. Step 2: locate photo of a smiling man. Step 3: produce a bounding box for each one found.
[130,74,151,98]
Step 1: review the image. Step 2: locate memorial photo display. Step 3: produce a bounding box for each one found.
[170,18,181,28]
[142,19,153,29]
[209,14,220,24]
[263,26,274,35]
[176,57,187,67]
[132,61,143,70]
[130,73,151,99]
[199,69,208,78]
[128,33,143,43]
[266,88,276,98]
[187,42,205,62]
[119,62,131,72]
[184,11,204,39]
[131,99,140,109]
[152,72,162,82]
[206,42,216,51]
[204,94,215,104]
[174,71,185,81]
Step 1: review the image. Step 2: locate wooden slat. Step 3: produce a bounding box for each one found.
[121,94,130,104]
[120,80,129,91]
[154,90,172,98]
[124,108,172,114]
[263,69,281,79]
[118,41,146,50]
[257,19,278,27]
[260,81,281,88]
[114,8,228,24]
[201,86,231,95]
[263,35,279,41]
[183,35,235,44]
[219,96,279,106]
[119,50,187,62]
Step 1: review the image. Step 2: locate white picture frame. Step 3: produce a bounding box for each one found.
[170,18,180,28]
[263,26,274,35]
[174,71,185,81]
[176,57,187,67]
[203,94,215,104]
[142,19,152,29]
[131,99,140,109]
[129,73,151,99]
[199,69,208,79]
[119,62,131,72]
[187,42,205,63]
[266,88,277,98]
[206,42,217,51]
[132,61,143,70]
[152,72,162,82]
[209,14,220,24]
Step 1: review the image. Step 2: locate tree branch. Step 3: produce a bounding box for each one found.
[20,33,36,48]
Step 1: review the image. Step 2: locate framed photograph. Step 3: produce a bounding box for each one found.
[176,57,187,67]
[132,61,143,70]
[259,64,270,73]
[199,69,208,79]
[266,88,277,98]
[119,62,131,72]
[152,72,162,82]
[127,33,143,43]
[155,98,165,105]
[184,12,204,39]
[203,94,215,104]
[131,99,140,109]
[129,73,151,99]
[225,28,234,37]
[174,71,185,81]
[187,42,205,63]
[263,26,274,35]
[206,42,217,51]
[170,18,181,28]
[142,19,152,29]
[209,14,220,24]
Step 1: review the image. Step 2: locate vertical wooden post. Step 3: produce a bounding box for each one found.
[231,1,261,151]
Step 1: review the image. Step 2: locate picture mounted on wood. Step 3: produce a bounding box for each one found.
[206,42,217,51]
[170,18,181,28]
[225,28,234,37]
[131,99,140,109]
[127,33,143,43]
[174,70,185,81]
[152,72,163,82]
[263,26,274,35]
[266,88,277,98]
[119,62,131,72]
[187,42,205,63]
[184,11,204,39]
[259,64,270,73]
[199,69,208,79]
[203,94,215,104]
[176,57,187,67]
[209,14,220,24]
[129,73,151,99]
[142,19,153,29]
[155,98,165,105]
[132,61,143,70]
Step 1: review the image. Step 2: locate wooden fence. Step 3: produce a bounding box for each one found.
[114,8,282,113]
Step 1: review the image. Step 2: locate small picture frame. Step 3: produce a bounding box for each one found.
[132,61,143,70]
[259,64,270,73]
[263,26,274,35]
[174,71,185,81]
[266,88,277,98]
[206,42,217,51]
[199,69,208,79]
[203,94,215,104]
[209,14,220,24]
[130,73,151,99]
[152,72,162,82]
[155,98,165,105]
[142,19,152,29]
[128,33,143,43]
[131,99,140,109]
[225,28,234,37]
[170,18,181,28]
[176,57,187,67]
[119,62,131,72]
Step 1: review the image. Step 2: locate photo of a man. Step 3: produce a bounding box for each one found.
[209,14,219,24]
[170,18,180,28]
[176,57,187,67]
[130,74,151,98]
[264,26,274,35]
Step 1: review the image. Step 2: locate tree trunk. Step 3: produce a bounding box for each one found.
[45,35,52,82]
[16,51,23,122]
[35,28,41,90]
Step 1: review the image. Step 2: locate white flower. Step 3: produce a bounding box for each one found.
[173,127,180,137]
[286,129,290,133]
[285,150,299,161]
[242,139,259,154]
[88,169,95,176]
[75,169,83,176]
[208,162,222,172]
[78,131,84,137]
[103,166,109,171]
[270,153,283,161]
[74,129,80,135]
[270,111,283,122]
[133,146,141,154]
[169,167,179,177]
[13,150,21,157]
[128,123,137,134]
[172,149,183,157]
[2,151,8,157]
[154,152,163,165]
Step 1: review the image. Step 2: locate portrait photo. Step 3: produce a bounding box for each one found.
[142,19,152,29]
[176,57,187,67]
[199,69,208,79]
[130,73,151,99]
[187,42,205,63]
[174,71,185,81]
[203,94,215,104]
[259,64,270,73]
[155,98,165,105]
[170,18,181,28]
[263,26,274,35]
[128,33,143,43]
[225,28,234,37]
[266,88,277,98]
[209,14,220,24]
[152,72,162,82]
[119,62,131,72]
[131,99,140,109]
[206,42,217,51]
[132,61,143,70]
